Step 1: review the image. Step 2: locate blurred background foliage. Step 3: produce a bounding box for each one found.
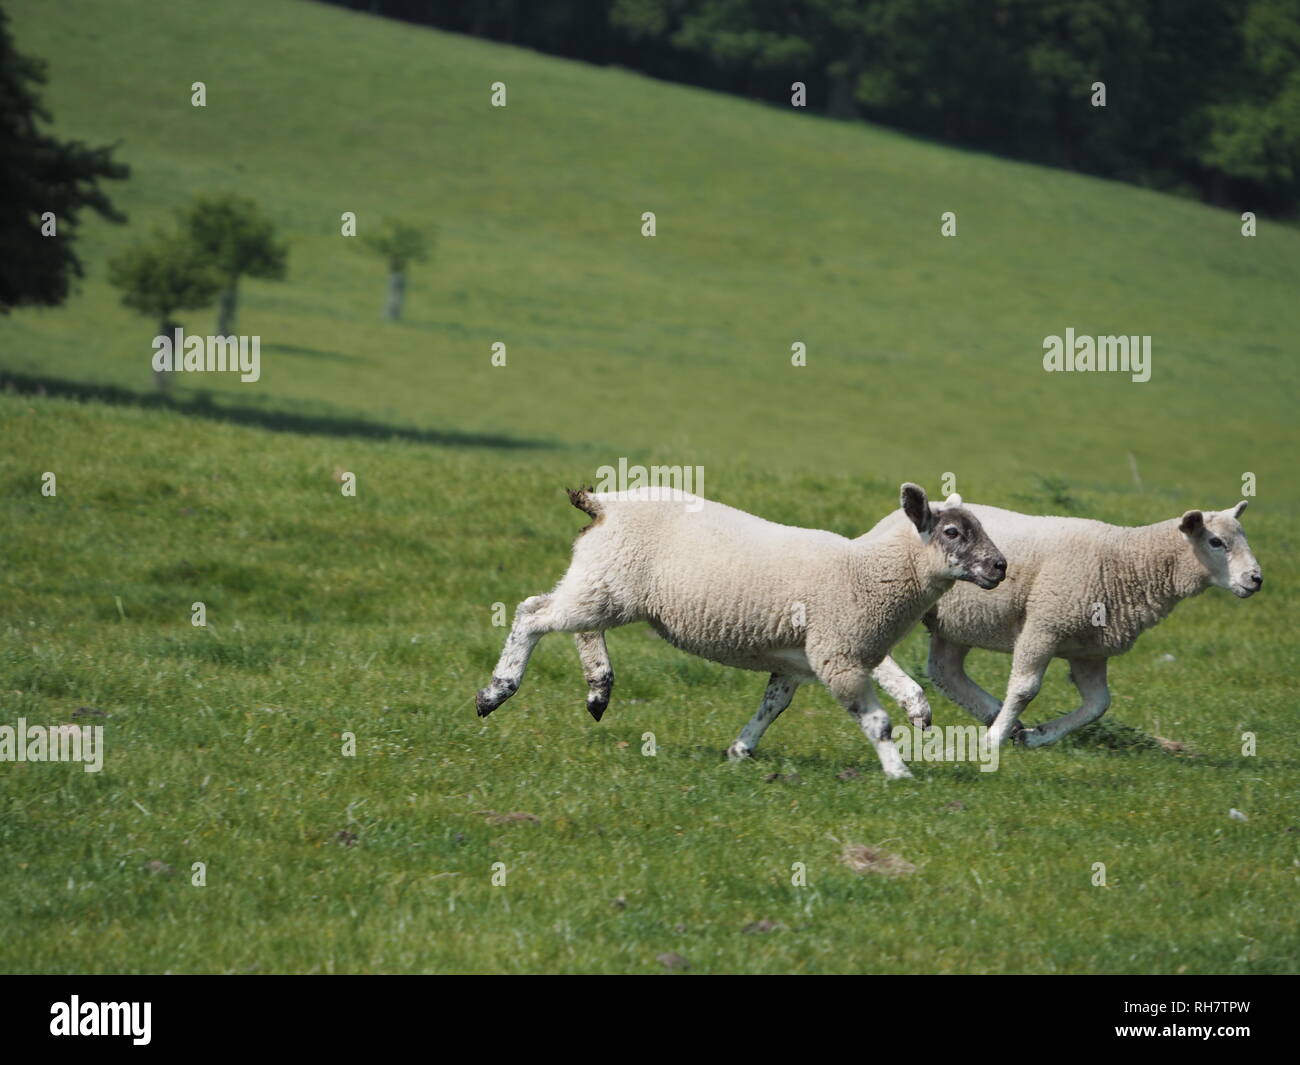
[321,0,1300,216]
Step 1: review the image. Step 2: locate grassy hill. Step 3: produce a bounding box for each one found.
[0,0,1296,973]
[4,0,1298,490]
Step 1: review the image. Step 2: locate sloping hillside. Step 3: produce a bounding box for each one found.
[2,0,1296,498]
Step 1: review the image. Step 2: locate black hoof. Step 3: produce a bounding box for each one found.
[587,697,608,723]
[476,677,517,717]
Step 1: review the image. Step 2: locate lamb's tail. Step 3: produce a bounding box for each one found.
[566,485,603,535]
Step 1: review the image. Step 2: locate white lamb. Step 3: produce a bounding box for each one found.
[869,500,1263,750]
[475,483,1008,779]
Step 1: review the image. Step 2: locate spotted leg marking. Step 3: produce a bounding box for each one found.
[818,656,912,780]
[726,674,799,761]
[476,594,558,716]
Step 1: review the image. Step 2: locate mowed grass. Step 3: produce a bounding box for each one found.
[0,0,1297,973]
[1,397,1295,974]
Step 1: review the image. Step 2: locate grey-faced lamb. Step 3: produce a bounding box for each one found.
[869,500,1263,750]
[475,483,1007,779]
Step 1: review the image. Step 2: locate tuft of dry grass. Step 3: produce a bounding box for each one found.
[840,843,916,877]
[475,810,541,825]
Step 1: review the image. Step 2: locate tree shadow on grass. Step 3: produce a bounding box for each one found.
[0,370,555,450]
[261,342,364,364]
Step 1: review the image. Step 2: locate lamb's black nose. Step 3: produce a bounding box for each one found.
[993,558,1007,574]
[1250,573,1263,587]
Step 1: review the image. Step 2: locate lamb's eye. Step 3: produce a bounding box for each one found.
[943,526,959,539]
[1208,536,1225,549]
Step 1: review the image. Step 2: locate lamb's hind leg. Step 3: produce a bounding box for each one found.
[574,631,613,722]
[726,673,799,761]
[476,593,561,716]
[1021,657,1109,748]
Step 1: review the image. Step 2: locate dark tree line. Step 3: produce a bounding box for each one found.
[319,0,1300,214]
[0,7,128,313]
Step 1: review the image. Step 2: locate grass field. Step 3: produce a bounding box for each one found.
[0,0,1296,974]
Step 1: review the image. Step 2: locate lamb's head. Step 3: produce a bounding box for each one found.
[1179,500,1262,598]
[900,483,1007,590]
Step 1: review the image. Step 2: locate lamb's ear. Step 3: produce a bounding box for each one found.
[1231,500,1248,519]
[901,483,932,533]
[1179,510,1205,536]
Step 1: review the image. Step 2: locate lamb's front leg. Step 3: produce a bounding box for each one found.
[1020,657,1110,748]
[985,633,1055,749]
[819,658,912,780]
[926,635,1002,725]
[726,673,799,761]
[872,656,932,730]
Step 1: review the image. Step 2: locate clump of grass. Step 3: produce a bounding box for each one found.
[840,843,917,877]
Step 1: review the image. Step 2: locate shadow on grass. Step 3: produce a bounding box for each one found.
[689,716,1189,774]
[1053,717,1161,752]
[0,370,554,450]
[261,342,365,364]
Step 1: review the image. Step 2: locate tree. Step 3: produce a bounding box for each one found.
[613,0,872,118]
[1199,0,1300,208]
[107,229,221,392]
[0,8,129,313]
[361,219,434,322]
[179,194,287,337]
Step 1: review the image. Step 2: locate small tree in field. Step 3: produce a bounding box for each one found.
[179,194,287,336]
[108,229,220,392]
[362,219,433,322]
